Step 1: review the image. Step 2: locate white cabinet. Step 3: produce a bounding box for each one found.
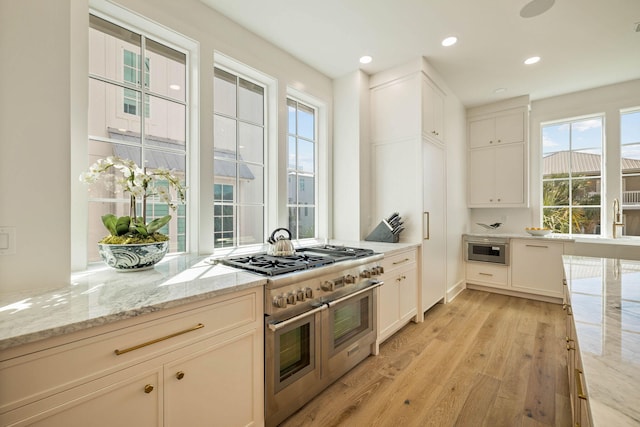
[467,105,528,208]
[370,60,447,325]
[465,262,509,288]
[468,143,525,206]
[511,239,564,298]
[377,248,418,346]
[0,287,264,427]
[422,76,444,143]
[468,110,525,149]
[565,294,593,427]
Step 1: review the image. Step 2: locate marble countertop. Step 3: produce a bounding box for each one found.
[464,232,575,242]
[562,255,640,426]
[0,240,417,353]
[0,254,266,351]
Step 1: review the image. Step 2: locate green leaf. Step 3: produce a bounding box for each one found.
[115,216,131,236]
[101,214,118,236]
[135,225,149,237]
[146,215,171,234]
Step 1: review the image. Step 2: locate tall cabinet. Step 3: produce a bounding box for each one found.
[370,58,447,319]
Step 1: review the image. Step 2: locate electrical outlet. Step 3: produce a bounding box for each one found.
[0,227,16,255]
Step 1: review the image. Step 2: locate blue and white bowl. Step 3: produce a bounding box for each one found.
[98,242,169,271]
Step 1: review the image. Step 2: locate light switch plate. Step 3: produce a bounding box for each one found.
[0,227,16,255]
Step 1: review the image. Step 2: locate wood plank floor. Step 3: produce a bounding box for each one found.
[280,289,572,427]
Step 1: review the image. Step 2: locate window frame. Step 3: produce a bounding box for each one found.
[72,0,199,269]
[541,114,604,235]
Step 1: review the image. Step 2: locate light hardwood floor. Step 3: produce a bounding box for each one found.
[280,289,572,427]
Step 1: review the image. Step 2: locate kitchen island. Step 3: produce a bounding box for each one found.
[563,255,640,426]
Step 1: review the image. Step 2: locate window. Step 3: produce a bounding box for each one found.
[123,49,150,117]
[542,116,603,234]
[287,98,317,239]
[213,67,265,248]
[621,109,640,236]
[87,14,188,261]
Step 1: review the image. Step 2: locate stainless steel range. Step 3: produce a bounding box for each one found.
[221,244,384,427]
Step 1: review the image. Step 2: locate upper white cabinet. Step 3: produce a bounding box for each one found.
[467,102,529,208]
[468,110,525,148]
[422,76,445,143]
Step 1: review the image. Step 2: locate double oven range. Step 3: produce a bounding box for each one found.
[221,245,384,427]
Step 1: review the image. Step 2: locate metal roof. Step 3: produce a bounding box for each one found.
[543,151,640,176]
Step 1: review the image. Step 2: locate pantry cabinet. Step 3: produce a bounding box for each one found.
[467,103,529,208]
[0,287,264,427]
[370,58,447,323]
[377,248,418,347]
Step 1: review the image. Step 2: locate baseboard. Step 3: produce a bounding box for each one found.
[465,283,563,304]
[446,279,466,303]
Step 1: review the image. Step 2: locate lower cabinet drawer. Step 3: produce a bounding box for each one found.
[466,262,508,286]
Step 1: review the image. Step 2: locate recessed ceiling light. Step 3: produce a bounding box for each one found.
[441,36,458,47]
[169,84,181,90]
[359,55,372,64]
[524,56,541,65]
[520,0,555,18]
[493,88,507,94]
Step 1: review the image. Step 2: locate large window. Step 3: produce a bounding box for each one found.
[287,98,317,239]
[213,67,265,248]
[87,15,188,261]
[621,109,640,236]
[542,117,603,234]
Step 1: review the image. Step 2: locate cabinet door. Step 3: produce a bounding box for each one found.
[494,144,525,205]
[422,140,446,311]
[378,278,400,339]
[398,265,418,322]
[468,117,495,148]
[495,111,525,145]
[511,239,564,297]
[468,147,495,205]
[11,368,162,427]
[164,332,260,427]
[422,78,444,142]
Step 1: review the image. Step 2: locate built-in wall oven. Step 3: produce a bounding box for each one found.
[464,236,510,265]
[220,245,383,427]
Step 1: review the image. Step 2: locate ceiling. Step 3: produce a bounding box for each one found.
[199,0,640,107]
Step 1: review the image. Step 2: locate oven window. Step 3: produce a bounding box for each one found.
[333,297,369,348]
[279,324,311,382]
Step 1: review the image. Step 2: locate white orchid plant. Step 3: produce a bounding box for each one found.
[80,156,186,244]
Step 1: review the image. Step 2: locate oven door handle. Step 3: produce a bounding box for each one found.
[267,304,327,332]
[327,280,384,307]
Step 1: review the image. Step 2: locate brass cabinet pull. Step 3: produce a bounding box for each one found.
[144,384,154,394]
[479,272,493,277]
[396,275,407,283]
[565,336,574,343]
[525,244,549,248]
[392,258,410,265]
[114,323,205,355]
[566,343,575,351]
[176,371,185,380]
[575,369,587,400]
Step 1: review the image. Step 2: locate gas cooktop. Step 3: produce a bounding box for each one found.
[220,245,376,276]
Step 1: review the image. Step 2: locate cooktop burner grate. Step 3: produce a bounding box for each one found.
[220,253,335,276]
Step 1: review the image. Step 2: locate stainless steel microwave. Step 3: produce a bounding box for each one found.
[465,237,509,265]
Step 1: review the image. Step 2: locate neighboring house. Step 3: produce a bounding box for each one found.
[543,151,640,235]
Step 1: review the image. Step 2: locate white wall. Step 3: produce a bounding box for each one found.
[0,0,333,292]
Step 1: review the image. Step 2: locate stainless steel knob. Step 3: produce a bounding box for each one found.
[360,270,371,278]
[286,293,296,305]
[296,289,306,301]
[273,296,287,308]
[304,287,313,298]
[321,280,335,291]
[344,274,356,284]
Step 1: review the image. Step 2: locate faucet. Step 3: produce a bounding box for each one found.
[613,198,624,238]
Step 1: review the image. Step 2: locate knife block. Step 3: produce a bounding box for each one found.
[365,220,399,243]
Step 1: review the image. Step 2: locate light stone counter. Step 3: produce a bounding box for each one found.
[0,254,266,351]
[563,255,640,426]
[464,232,576,243]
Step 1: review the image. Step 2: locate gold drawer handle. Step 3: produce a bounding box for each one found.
[575,369,587,400]
[144,384,154,394]
[396,275,407,282]
[392,258,410,265]
[115,323,205,355]
[479,272,493,277]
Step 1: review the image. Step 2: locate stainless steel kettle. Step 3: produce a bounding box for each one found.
[266,228,295,256]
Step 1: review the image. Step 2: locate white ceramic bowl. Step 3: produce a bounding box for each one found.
[525,228,552,236]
